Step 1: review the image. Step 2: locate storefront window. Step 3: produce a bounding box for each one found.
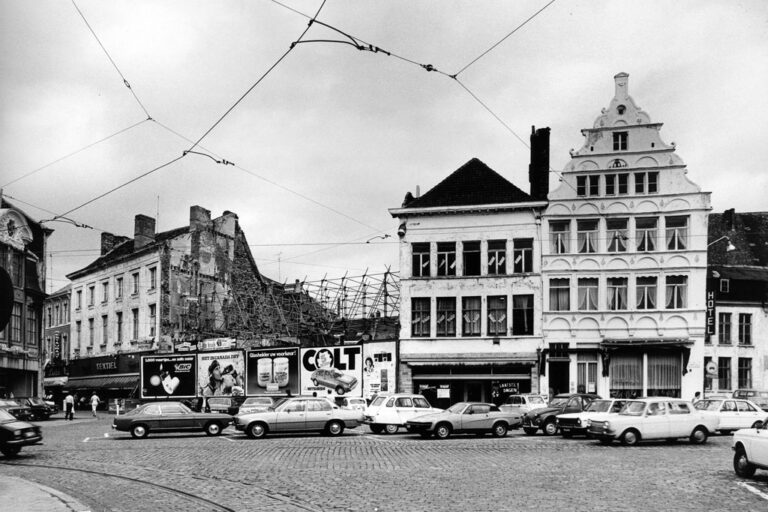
[647,354,681,398]
[609,354,642,398]
[577,353,598,394]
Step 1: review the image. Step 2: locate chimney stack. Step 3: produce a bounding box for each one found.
[133,214,156,250]
[189,205,212,232]
[529,126,550,200]
[101,232,116,256]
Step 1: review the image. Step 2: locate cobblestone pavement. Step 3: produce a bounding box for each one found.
[2,415,768,511]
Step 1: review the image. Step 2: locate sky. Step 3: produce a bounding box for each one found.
[1,0,767,293]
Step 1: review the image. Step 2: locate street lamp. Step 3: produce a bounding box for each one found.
[707,235,736,252]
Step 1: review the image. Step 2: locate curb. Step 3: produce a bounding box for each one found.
[0,475,91,511]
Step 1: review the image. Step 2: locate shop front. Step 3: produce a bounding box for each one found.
[62,353,149,410]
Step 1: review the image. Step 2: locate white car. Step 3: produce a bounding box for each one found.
[364,394,441,434]
[340,397,367,412]
[587,397,719,446]
[499,394,547,415]
[693,398,766,433]
[733,422,768,477]
[556,399,627,437]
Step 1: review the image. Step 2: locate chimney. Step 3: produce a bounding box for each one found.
[189,205,212,232]
[529,126,550,200]
[133,214,156,250]
[614,72,629,100]
[101,232,116,256]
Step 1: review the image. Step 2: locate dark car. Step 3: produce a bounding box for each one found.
[112,401,233,439]
[206,396,247,416]
[0,399,34,422]
[522,393,601,436]
[406,402,522,439]
[14,397,54,421]
[0,409,42,457]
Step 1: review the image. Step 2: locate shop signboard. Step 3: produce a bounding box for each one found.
[362,341,396,400]
[141,355,197,399]
[197,350,245,397]
[245,348,300,396]
[300,345,362,398]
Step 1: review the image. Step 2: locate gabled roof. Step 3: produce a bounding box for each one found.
[402,158,533,209]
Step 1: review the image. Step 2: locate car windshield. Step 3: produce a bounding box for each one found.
[527,396,546,404]
[693,400,723,411]
[370,396,387,407]
[0,410,17,421]
[27,397,46,405]
[619,401,647,416]
[585,400,612,413]
[244,398,272,405]
[549,397,569,408]
[447,403,467,414]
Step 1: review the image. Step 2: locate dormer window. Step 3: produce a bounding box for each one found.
[609,159,627,168]
[613,132,628,151]
[617,105,626,115]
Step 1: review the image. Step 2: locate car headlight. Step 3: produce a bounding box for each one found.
[13,430,21,437]
[576,419,581,426]
[604,421,611,430]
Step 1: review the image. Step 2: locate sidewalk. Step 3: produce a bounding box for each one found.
[0,475,90,512]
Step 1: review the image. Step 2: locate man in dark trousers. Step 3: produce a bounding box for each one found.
[63,392,75,420]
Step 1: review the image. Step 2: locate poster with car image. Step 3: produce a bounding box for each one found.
[300,346,363,397]
[197,350,245,397]
[246,348,299,396]
[141,355,197,399]
[362,341,397,400]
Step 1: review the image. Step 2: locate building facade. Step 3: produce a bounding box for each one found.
[0,198,50,397]
[541,73,711,399]
[42,284,71,391]
[390,131,550,408]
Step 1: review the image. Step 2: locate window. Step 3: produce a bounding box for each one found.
[413,397,431,408]
[26,306,37,346]
[578,278,598,311]
[607,218,628,252]
[577,353,598,395]
[10,303,21,342]
[436,242,456,277]
[11,253,23,287]
[487,240,506,275]
[76,290,82,310]
[512,295,533,335]
[618,173,628,194]
[636,218,657,252]
[76,321,82,349]
[436,298,456,337]
[703,356,712,391]
[132,272,140,295]
[666,216,688,250]
[461,297,481,336]
[636,277,657,310]
[609,354,642,398]
[149,267,157,290]
[102,281,109,303]
[718,313,731,345]
[550,221,570,254]
[738,314,752,345]
[487,296,507,336]
[63,300,69,323]
[635,172,658,194]
[549,278,570,311]
[577,175,600,197]
[738,358,752,389]
[607,277,628,310]
[149,304,157,337]
[132,309,139,340]
[47,307,52,328]
[308,400,332,412]
[116,312,123,343]
[719,279,730,293]
[88,285,95,306]
[101,315,108,345]
[665,276,687,309]
[284,401,305,413]
[462,241,481,276]
[577,220,598,253]
[613,131,627,150]
[647,354,681,398]
[411,243,430,277]
[116,277,124,299]
[88,318,94,346]
[718,357,731,391]
[395,397,413,407]
[605,174,616,195]
[635,173,645,194]
[411,298,430,337]
[513,239,533,273]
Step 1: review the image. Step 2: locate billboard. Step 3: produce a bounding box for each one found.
[300,346,363,398]
[362,341,397,400]
[246,348,300,396]
[197,350,246,397]
[141,355,197,399]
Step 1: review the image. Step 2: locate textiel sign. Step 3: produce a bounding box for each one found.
[246,348,300,396]
[197,351,246,397]
[300,346,363,397]
[141,355,197,399]
[362,341,396,400]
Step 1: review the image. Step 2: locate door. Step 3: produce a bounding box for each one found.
[393,397,418,424]
[642,402,670,439]
[305,399,333,430]
[461,403,492,432]
[276,400,306,432]
[548,361,570,396]
[720,400,739,430]
[159,403,193,430]
[736,400,762,429]
[752,425,768,466]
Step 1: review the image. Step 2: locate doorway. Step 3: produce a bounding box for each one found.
[548,360,570,396]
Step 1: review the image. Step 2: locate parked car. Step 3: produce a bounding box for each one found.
[556,398,627,437]
[406,402,522,439]
[112,401,232,439]
[364,394,442,434]
[732,422,768,477]
[499,394,548,415]
[0,409,42,458]
[732,390,768,412]
[310,368,358,395]
[694,398,766,433]
[238,396,277,415]
[587,398,719,446]
[14,397,54,421]
[206,396,246,416]
[0,399,34,422]
[522,393,601,436]
[235,397,363,439]
[339,397,367,412]
[43,397,59,414]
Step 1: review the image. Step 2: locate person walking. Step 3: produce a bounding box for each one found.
[90,391,101,417]
[64,392,75,420]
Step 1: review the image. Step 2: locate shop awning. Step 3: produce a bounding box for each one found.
[600,338,692,349]
[43,376,68,387]
[64,373,139,390]
[402,353,538,365]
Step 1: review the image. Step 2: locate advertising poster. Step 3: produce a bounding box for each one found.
[300,346,363,398]
[141,355,197,399]
[245,348,300,396]
[197,350,245,397]
[362,341,397,400]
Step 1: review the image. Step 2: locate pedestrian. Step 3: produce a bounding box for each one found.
[90,391,101,417]
[64,392,75,420]
[692,391,701,403]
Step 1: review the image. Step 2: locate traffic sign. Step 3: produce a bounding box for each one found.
[705,361,717,376]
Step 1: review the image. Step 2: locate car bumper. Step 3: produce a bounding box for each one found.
[405,422,432,433]
[5,434,42,446]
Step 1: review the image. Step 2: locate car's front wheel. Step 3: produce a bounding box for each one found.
[247,422,268,439]
[733,448,757,477]
[131,424,149,439]
[689,426,708,444]
[326,420,344,436]
[435,423,452,439]
[492,422,508,438]
[620,429,640,446]
[384,424,399,435]
[335,386,346,395]
[205,422,222,436]
[542,420,558,436]
[1,446,21,458]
